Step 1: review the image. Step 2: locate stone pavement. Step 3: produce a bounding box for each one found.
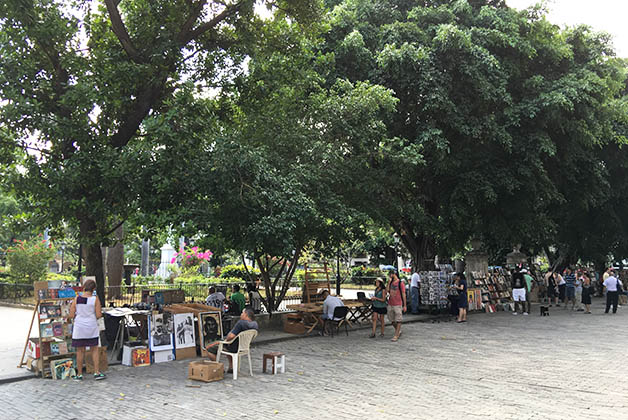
[3,298,628,420]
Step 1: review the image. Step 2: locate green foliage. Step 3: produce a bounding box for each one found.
[6,236,56,284]
[350,266,384,285]
[46,272,75,282]
[220,264,260,280]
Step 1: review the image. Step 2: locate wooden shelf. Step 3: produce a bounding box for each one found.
[40,335,71,342]
[39,316,70,321]
[39,297,75,303]
[43,352,75,361]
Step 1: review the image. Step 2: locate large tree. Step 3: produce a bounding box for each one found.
[0,0,320,301]
[320,0,627,269]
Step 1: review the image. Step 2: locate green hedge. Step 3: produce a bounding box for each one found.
[219,264,260,280]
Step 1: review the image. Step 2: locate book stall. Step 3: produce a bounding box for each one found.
[20,280,84,378]
[468,268,514,313]
[20,280,227,379]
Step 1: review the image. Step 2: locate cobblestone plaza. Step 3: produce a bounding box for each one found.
[4,300,628,420]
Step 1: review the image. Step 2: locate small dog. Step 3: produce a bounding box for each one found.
[540,306,549,316]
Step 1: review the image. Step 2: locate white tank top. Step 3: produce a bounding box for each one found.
[72,295,100,339]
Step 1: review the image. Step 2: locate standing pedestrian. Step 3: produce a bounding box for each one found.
[563,268,577,310]
[447,276,459,321]
[581,271,593,314]
[410,270,421,314]
[545,270,559,306]
[522,269,534,314]
[386,271,406,342]
[603,270,620,314]
[574,271,584,311]
[454,273,468,323]
[557,272,566,306]
[512,269,527,315]
[369,279,387,338]
[69,279,106,381]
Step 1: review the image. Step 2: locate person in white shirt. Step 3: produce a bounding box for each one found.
[410,271,421,314]
[603,271,621,314]
[321,290,344,320]
[205,287,225,310]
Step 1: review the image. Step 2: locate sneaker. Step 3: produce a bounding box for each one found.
[72,375,83,381]
[577,308,584,312]
[523,312,529,316]
[93,373,106,381]
[512,312,518,315]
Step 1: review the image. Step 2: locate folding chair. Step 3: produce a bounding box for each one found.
[356,292,373,322]
[325,306,349,337]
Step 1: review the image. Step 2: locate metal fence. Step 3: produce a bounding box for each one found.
[0,282,34,304]
[104,282,304,313]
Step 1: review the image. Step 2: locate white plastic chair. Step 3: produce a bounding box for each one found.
[216,329,258,380]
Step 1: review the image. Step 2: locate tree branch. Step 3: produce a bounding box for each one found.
[179,1,242,45]
[104,0,145,63]
[177,0,208,44]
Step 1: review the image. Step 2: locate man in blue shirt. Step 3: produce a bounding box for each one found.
[563,268,576,310]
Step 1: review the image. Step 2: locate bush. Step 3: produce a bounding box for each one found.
[6,236,56,284]
[350,266,384,285]
[46,272,75,282]
[220,264,259,281]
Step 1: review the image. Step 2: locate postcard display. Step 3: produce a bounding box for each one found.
[469,269,514,313]
[419,271,452,309]
[36,295,78,378]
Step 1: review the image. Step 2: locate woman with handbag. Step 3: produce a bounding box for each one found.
[447,275,460,321]
[369,279,387,338]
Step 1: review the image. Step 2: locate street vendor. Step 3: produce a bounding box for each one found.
[205,306,258,373]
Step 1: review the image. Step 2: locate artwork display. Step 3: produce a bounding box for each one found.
[199,311,222,350]
[39,305,61,319]
[40,322,53,338]
[173,313,195,349]
[52,358,76,380]
[132,348,150,367]
[149,312,174,351]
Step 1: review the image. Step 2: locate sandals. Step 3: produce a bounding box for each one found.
[369,333,376,338]
[391,336,399,342]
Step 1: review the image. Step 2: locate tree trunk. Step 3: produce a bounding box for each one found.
[140,239,150,276]
[84,242,106,306]
[106,224,124,299]
[399,227,435,272]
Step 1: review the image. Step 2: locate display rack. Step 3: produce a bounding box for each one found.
[469,269,514,313]
[419,271,452,309]
[28,297,76,378]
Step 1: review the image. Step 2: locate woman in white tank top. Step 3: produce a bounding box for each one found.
[69,279,105,381]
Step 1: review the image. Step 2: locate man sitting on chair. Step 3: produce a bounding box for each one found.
[320,290,344,335]
[205,306,258,373]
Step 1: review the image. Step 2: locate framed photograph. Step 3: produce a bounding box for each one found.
[149,312,174,351]
[173,313,195,349]
[199,311,222,350]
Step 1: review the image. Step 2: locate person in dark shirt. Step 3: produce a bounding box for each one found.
[512,270,527,315]
[454,273,468,323]
[205,306,258,372]
[563,268,577,310]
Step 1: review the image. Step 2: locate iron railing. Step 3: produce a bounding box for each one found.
[0,282,34,304]
[104,282,304,313]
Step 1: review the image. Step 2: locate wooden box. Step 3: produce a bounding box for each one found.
[85,347,108,373]
[283,320,305,335]
[188,361,224,383]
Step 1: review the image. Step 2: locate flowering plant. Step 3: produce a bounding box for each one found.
[5,235,56,284]
[171,245,213,269]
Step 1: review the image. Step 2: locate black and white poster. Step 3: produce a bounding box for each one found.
[173,313,195,349]
[199,311,222,350]
[149,312,174,351]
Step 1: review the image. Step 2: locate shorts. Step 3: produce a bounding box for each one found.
[566,287,575,299]
[513,288,526,302]
[387,305,403,323]
[72,338,99,348]
[372,306,387,315]
[547,286,556,298]
[207,341,238,354]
